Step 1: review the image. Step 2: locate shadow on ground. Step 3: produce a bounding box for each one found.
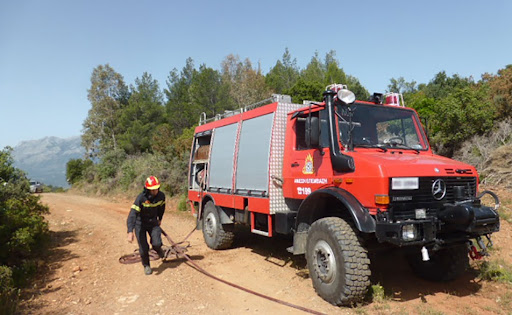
[18,229,80,313]
[367,248,482,302]
[229,225,483,303]
[153,254,206,275]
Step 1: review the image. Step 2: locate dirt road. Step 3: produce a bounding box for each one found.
[19,193,512,314]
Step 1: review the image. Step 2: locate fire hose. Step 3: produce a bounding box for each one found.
[119,227,326,315]
[118,227,195,264]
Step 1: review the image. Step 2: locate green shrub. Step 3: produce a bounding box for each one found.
[66,158,93,185]
[98,148,127,181]
[367,283,387,303]
[162,154,188,197]
[114,152,188,197]
[0,147,49,313]
[119,159,137,190]
[177,193,188,212]
[0,266,19,315]
[72,125,192,199]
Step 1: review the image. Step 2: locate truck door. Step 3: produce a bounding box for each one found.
[284,111,330,198]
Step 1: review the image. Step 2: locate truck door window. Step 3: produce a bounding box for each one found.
[296,117,307,150]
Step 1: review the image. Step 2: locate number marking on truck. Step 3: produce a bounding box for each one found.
[297,187,312,195]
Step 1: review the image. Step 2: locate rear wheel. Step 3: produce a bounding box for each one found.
[202,201,234,250]
[407,244,469,281]
[306,217,371,306]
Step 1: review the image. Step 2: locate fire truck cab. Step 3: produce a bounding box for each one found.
[187,85,500,305]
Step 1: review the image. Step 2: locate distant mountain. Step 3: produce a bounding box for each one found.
[13,136,85,188]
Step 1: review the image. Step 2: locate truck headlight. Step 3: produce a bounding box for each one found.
[402,224,417,241]
[392,177,419,190]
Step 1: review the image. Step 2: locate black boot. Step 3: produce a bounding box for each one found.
[154,246,165,259]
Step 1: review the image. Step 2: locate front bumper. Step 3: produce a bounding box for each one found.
[375,202,500,246]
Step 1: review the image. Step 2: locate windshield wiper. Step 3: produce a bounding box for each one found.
[392,144,420,154]
[354,144,388,152]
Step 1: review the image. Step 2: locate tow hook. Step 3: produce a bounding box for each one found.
[469,244,483,260]
[468,235,493,260]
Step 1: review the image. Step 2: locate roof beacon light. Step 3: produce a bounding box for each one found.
[384,92,405,107]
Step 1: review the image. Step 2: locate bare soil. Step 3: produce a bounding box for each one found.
[19,192,512,314]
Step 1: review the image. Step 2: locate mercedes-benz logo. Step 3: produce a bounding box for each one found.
[432,179,446,200]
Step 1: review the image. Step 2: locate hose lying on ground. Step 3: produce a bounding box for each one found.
[119,228,326,315]
[119,228,193,264]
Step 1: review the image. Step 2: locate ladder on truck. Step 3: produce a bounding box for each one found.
[199,94,292,125]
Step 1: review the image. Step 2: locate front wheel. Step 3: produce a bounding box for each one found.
[306,217,371,306]
[202,201,234,250]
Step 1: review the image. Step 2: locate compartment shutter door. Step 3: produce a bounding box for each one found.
[208,123,238,190]
[236,113,274,193]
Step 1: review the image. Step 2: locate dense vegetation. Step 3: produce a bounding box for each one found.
[67,49,512,197]
[0,148,50,314]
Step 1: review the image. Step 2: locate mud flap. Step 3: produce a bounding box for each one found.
[291,231,307,255]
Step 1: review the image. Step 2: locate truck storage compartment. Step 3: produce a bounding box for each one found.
[208,123,238,191]
[235,113,274,196]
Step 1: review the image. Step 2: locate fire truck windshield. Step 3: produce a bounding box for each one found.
[337,103,428,151]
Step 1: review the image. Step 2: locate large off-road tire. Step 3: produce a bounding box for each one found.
[202,201,234,250]
[407,244,469,282]
[306,217,371,306]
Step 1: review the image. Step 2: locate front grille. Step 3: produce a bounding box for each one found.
[389,177,477,221]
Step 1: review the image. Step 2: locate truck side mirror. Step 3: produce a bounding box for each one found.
[305,116,320,148]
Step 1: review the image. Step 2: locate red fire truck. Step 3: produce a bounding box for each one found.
[187,84,500,305]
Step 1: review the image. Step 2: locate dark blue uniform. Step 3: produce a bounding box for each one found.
[127,190,166,267]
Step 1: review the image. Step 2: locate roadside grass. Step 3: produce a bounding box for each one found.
[366,284,392,313]
[353,306,368,315]
[177,193,189,211]
[358,258,512,315]
[498,196,512,224]
[478,259,512,283]
[482,305,503,314]
[353,284,390,314]
[479,185,511,223]
[495,290,512,312]
[477,257,512,313]
[415,304,445,315]
[42,184,67,193]
[461,305,482,315]
[368,284,387,303]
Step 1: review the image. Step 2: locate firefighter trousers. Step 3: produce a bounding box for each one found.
[135,224,163,266]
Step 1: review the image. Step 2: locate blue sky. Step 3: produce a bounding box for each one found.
[1,0,511,149]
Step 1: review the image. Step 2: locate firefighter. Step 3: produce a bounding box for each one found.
[127,176,166,275]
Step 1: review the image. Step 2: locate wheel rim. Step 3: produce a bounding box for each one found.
[204,212,217,239]
[312,240,337,284]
